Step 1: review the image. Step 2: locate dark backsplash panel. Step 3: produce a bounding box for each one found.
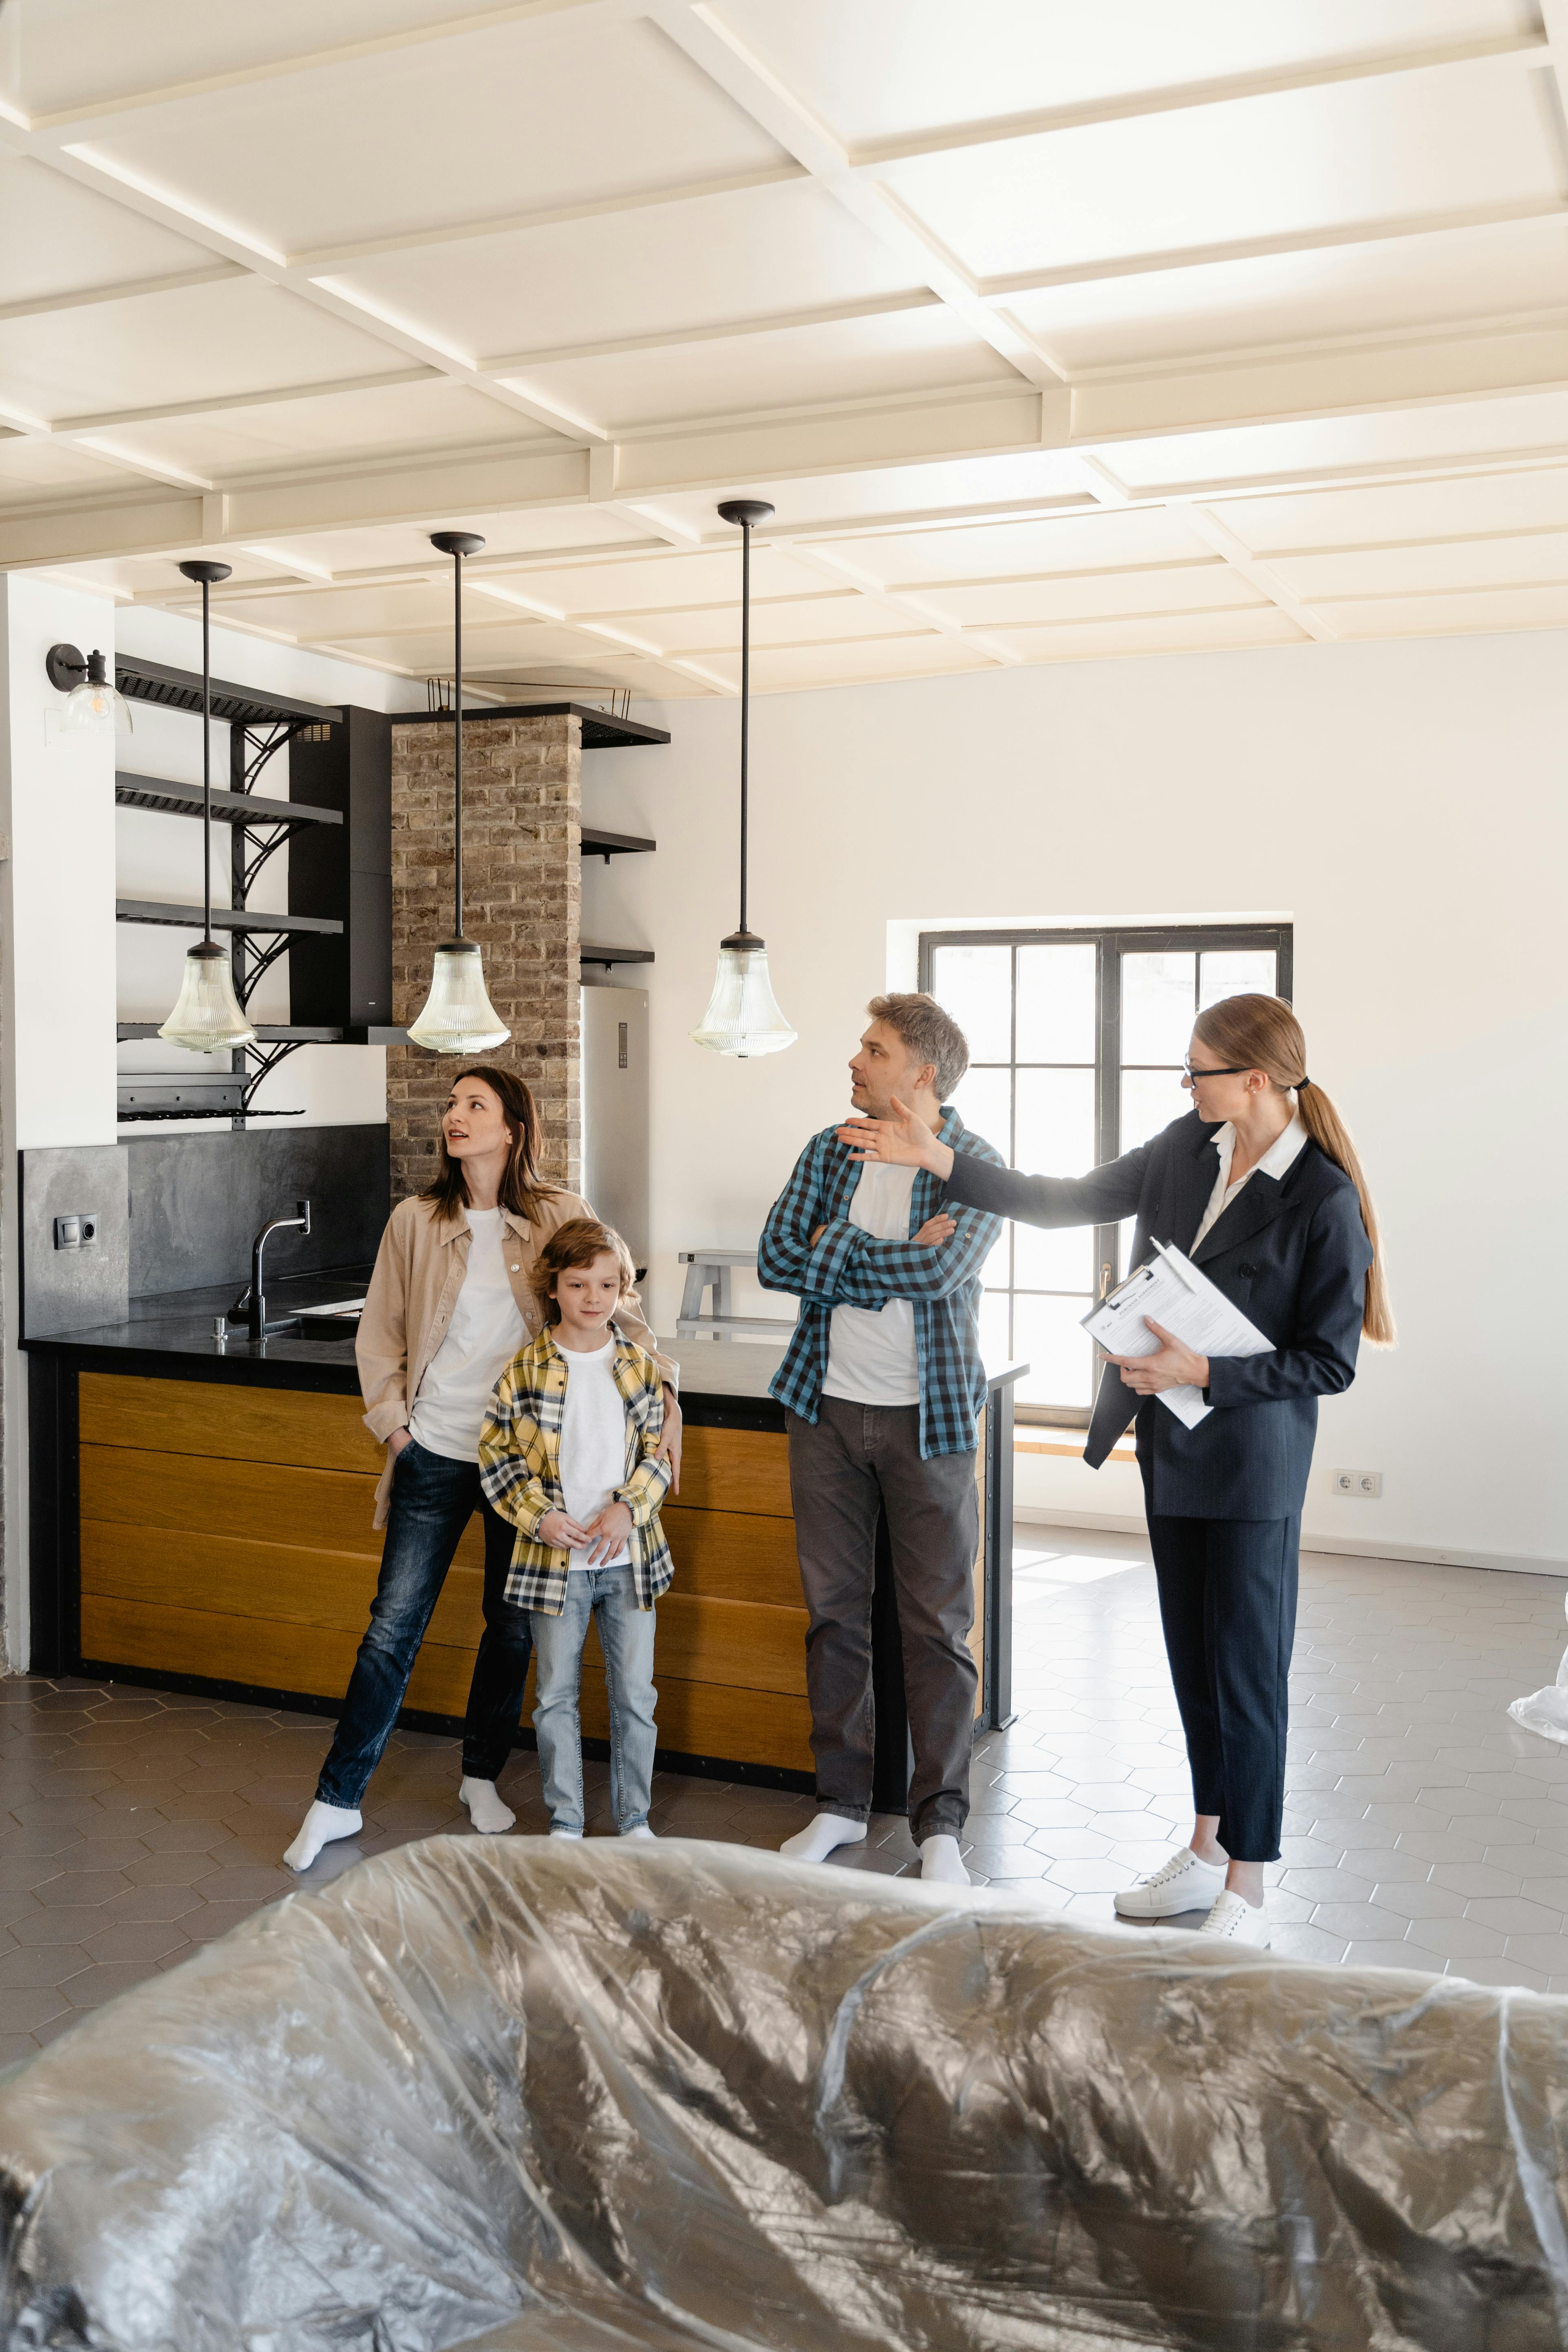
[123,1123,391,1297]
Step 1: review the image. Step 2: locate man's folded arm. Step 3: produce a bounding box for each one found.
[756,1139,826,1295]
[826,1200,1001,1304]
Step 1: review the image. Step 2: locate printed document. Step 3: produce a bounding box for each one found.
[1081,1240,1273,1429]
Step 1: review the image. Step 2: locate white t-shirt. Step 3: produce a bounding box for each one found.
[557,1339,631,1570]
[408,1208,526,1461]
[822,1161,921,1408]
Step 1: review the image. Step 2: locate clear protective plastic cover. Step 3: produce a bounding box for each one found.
[2,1836,1566,2350]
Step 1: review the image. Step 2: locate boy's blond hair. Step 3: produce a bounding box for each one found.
[531,1216,637,1326]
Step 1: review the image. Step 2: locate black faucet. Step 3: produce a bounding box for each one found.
[232,1200,311,1339]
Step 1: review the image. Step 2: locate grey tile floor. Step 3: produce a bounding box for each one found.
[2,1525,1567,2068]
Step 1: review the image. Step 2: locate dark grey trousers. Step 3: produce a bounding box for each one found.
[786,1397,979,1840]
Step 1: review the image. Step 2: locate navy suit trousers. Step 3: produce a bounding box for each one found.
[1147,1511,1300,1863]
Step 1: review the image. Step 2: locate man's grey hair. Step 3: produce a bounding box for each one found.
[867,992,969,1101]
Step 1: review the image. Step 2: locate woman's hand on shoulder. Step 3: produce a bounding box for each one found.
[835,1096,953,1180]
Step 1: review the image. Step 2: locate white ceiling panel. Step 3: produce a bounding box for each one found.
[1317,582,1568,635]
[0,157,218,307]
[0,436,135,497]
[988,607,1304,662]
[611,593,923,653]
[879,69,1559,281]
[1226,467,1568,555]
[715,0,1528,148]
[96,381,551,479]
[646,452,1095,540]
[0,277,406,424]
[1002,216,1568,379]
[507,546,829,614]
[325,180,920,367]
[742,633,995,693]
[302,619,629,667]
[835,507,1211,585]
[915,566,1266,627]
[77,18,787,258]
[1105,388,1568,493]
[1268,531,1568,598]
[502,308,1017,436]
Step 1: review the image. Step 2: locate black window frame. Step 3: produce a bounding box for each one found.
[918,921,1294,1427]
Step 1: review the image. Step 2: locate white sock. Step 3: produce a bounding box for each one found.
[283,1799,362,1873]
[780,1811,867,1863]
[459,1776,515,1835]
[549,1825,582,1838]
[919,1833,969,1886]
[620,1822,656,1840]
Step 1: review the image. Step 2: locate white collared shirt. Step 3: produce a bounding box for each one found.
[1191,1114,1308,1253]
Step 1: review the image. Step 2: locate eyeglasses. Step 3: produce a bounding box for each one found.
[1182,1062,1249,1081]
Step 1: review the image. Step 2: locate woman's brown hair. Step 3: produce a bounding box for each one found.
[418,1065,560,1222]
[1190,994,1395,1346]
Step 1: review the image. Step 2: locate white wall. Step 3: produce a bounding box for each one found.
[113,605,425,1130]
[582,631,1568,1575]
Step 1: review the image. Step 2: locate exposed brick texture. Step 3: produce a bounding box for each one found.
[387,714,581,1205]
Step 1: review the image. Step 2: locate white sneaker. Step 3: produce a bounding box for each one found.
[1113,1846,1228,1920]
[1199,1890,1272,1948]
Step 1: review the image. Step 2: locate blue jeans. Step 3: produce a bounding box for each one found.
[530,1564,657,1834]
[315,1439,533,1809]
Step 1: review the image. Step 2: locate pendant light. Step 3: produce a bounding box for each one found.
[157,560,257,1054]
[406,530,510,1054]
[690,499,796,1059]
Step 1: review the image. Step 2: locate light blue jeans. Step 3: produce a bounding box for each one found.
[529,1564,657,1834]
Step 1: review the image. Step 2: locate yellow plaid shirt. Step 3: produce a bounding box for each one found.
[478,1330,673,1615]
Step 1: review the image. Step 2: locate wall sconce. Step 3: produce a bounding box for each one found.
[44,644,134,735]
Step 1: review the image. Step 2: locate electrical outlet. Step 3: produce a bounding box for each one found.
[1331,1469,1382,1498]
[53,1213,99,1251]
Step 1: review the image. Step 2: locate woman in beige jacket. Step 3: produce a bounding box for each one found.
[284,1065,679,1871]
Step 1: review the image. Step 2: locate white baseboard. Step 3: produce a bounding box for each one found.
[1011,1504,1568,1582]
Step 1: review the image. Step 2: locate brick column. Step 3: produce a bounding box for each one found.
[387,712,581,1203]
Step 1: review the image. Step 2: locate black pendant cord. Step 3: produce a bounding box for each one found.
[452,546,464,941]
[738,514,750,935]
[201,576,212,947]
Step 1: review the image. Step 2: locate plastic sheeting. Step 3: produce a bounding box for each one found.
[1510,1590,1568,1745]
[2,1835,1568,2352]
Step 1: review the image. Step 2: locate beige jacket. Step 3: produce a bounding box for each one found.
[356,1191,677,1527]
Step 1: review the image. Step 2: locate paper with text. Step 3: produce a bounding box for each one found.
[1081,1240,1273,1428]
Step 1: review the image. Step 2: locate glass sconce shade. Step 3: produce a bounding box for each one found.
[690,931,798,1059]
[157,941,257,1052]
[52,649,132,734]
[407,938,510,1053]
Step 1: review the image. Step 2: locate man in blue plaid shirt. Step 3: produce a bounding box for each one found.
[757,992,1003,1885]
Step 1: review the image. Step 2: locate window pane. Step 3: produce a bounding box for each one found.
[1016,942,1095,1063]
[1121,951,1195,1064]
[950,1064,1010,1158]
[929,943,1011,1065]
[1200,949,1277,1008]
[1014,1293,1095,1408]
[1120,1066,1186,1151]
[978,1287,1011,1372]
[1015,1066,1094,1174]
[1015,1220,1094,1292]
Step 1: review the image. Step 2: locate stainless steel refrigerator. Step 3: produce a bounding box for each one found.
[580,984,649,1277]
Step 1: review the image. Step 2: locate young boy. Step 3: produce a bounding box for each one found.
[479,1217,674,1840]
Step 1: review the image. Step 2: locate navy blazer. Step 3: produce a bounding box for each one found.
[944,1111,1374,1521]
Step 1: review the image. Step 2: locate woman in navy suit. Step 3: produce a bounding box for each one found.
[838,994,1392,1950]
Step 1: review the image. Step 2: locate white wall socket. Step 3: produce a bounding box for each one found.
[1332,1469,1383,1498]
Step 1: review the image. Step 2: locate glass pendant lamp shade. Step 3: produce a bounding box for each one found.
[692,498,796,1059]
[406,938,509,1053]
[690,927,797,1058]
[157,940,257,1052]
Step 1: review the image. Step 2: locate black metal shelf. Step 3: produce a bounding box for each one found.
[391,701,669,751]
[581,943,654,970]
[581,826,656,863]
[115,900,344,937]
[117,1023,406,1045]
[115,772,343,829]
[115,653,342,731]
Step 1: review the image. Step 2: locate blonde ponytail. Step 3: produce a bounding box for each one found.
[1191,995,1395,1346]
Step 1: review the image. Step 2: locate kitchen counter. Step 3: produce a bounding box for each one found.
[25,1308,1024,1795]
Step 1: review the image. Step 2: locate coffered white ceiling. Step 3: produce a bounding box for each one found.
[3,0,1568,696]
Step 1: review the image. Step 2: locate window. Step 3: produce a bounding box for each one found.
[920,924,1292,1423]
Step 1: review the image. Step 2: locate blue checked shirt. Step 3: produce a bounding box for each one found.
[757,1108,1004,1458]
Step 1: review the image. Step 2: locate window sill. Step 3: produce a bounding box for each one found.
[1016,1431,1136,1465]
